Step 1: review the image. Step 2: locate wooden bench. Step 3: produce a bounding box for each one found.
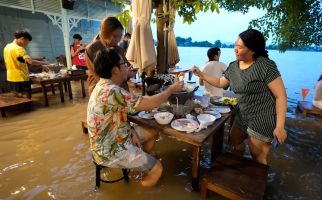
[200,153,269,200]
[0,93,32,118]
[81,120,88,134]
[297,101,322,116]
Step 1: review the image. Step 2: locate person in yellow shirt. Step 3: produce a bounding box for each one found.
[4,30,48,98]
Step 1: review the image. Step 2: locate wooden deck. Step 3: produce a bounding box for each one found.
[0,93,32,117]
[297,101,322,116]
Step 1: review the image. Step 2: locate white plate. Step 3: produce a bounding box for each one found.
[171,118,199,132]
[211,106,230,114]
[138,111,157,119]
[214,113,222,119]
[205,109,220,115]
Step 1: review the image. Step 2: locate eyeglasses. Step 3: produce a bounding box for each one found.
[117,62,129,68]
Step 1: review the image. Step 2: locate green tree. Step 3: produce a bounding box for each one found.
[216,0,322,51]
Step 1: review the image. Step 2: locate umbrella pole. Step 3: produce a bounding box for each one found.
[163,0,170,74]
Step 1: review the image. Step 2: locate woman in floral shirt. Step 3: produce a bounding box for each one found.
[87,48,183,187]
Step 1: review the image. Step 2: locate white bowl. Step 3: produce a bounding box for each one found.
[154,112,174,125]
[197,114,216,127]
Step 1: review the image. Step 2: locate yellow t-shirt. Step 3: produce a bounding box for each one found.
[4,42,30,82]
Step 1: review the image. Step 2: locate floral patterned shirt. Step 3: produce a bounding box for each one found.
[87,78,142,164]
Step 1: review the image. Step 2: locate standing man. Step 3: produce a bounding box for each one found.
[119,33,131,52]
[200,47,228,97]
[70,33,87,70]
[4,30,47,98]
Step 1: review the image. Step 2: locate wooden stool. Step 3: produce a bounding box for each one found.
[297,101,322,116]
[92,157,129,189]
[200,153,269,200]
[81,120,88,134]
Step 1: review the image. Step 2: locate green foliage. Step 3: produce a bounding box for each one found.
[175,0,220,24]
[217,0,322,51]
[115,9,131,30]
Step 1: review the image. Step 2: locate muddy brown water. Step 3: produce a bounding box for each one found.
[1,82,321,199]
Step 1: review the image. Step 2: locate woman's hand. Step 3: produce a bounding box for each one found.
[169,81,184,93]
[191,65,204,79]
[131,128,141,148]
[273,127,287,144]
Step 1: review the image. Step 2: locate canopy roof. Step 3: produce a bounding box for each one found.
[0,0,122,21]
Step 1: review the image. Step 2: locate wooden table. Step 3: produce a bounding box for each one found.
[128,112,231,191]
[32,77,67,106]
[31,74,87,106]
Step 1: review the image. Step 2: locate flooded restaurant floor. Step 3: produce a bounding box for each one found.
[0,82,321,200]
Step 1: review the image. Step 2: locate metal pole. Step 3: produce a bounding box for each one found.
[61,9,72,68]
[163,0,169,74]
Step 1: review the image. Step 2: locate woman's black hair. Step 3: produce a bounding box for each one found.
[239,29,268,59]
[207,47,221,61]
[14,30,32,41]
[73,34,82,40]
[93,48,121,79]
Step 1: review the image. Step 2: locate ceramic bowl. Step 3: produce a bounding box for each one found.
[197,114,216,127]
[154,112,174,125]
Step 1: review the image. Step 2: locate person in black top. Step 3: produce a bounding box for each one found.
[191,29,287,165]
[119,33,131,52]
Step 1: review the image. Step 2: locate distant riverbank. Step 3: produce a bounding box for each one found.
[175,37,322,52]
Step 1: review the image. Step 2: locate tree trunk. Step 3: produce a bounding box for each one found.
[156,0,165,74]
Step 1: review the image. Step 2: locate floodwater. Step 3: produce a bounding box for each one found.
[0,82,321,200]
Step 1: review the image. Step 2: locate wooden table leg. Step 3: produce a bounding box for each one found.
[51,84,55,95]
[80,79,86,97]
[59,82,64,103]
[210,124,225,163]
[1,108,6,118]
[67,80,73,99]
[192,146,201,191]
[64,81,68,92]
[41,84,49,106]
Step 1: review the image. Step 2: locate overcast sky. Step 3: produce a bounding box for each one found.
[151,7,269,44]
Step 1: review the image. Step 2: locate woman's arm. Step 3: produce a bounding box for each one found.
[191,66,229,88]
[135,81,184,111]
[267,77,287,144]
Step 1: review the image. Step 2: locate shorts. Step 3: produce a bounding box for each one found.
[132,123,145,143]
[103,124,157,172]
[104,145,157,172]
[234,111,276,143]
[8,80,31,94]
[313,100,322,109]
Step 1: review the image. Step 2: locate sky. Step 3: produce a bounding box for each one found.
[151,7,269,44]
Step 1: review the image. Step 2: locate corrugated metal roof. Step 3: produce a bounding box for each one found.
[33,0,61,13]
[0,0,32,10]
[0,0,123,20]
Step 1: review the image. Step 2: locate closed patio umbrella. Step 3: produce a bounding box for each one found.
[167,1,180,67]
[126,0,156,73]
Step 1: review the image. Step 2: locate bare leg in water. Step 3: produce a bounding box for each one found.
[141,160,163,187]
[137,127,162,187]
[141,127,158,154]
[248,136,271,164]
[230,121,248,157]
